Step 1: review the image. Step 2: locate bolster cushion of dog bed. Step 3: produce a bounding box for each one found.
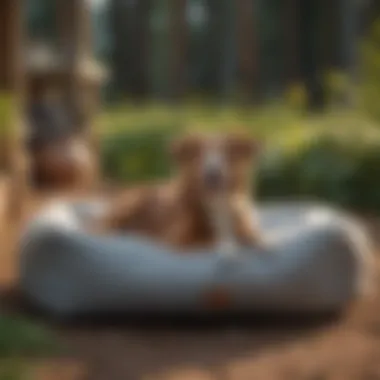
[19,200,373,317]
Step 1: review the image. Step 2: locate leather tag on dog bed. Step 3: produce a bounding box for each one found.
[202,286,233,310]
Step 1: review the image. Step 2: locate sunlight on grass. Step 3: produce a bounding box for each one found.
[98,102,380,149]
[98,102,304,137]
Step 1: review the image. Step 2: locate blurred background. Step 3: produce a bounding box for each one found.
[26,0,375,108]
[3,0,380,213]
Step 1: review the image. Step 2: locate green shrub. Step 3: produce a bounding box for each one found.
[360,17,380,123]
[101,130,172,182]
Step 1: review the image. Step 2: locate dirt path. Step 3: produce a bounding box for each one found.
[1,195,380,380]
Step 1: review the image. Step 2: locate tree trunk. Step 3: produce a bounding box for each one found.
[283,0,301,87]
[109,0,131,99]
[168,0,187,101]
[337,0,357,106]
[220,0,237,99]
[202,0,223,95]
[109,0,151,101]
[201,0,236,99]
[322,0,358,107]
[132,0,152,100]
[236,0,258,102]
[57,0,94,126]
[300,0,325,111]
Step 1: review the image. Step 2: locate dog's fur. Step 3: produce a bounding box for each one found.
[96,132,265,257]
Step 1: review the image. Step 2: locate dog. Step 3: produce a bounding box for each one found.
[95,132,266,258]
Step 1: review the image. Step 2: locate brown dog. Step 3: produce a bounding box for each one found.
[96,132,266,258]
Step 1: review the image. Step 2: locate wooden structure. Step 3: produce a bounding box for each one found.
[0,0,107,223]
[0,0,29,220]
[56,0,107,135]
[25,0,107,190]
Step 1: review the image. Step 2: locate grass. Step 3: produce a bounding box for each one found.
[0,316,57,357]
[98,101,303,136]
[98,101,380,143]
[0,316,58,380]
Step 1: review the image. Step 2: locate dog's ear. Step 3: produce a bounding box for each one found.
[226,134,262,160]
[170,135,203,164]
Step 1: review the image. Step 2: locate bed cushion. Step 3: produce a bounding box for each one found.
[19,200,373,318]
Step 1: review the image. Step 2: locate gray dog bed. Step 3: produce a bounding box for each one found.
[19,200,373,318]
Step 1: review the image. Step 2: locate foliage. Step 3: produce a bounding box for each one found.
[360,17,380,121]
[101,130,173,182]
[0,316,56,357]
[100,105,380,213]
[257,129,380,210]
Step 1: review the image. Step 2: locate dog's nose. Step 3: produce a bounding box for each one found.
[203,167,224,190]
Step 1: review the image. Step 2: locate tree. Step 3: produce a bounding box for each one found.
[57,0,92,120]
[236,0,258,102]
[109,0,151,101]
[336,0,357,105]
[27,0,56,42]
[282,0,301,88]
[132,0,152,99]
[168,0,187,100]
[299,0,325,110]
[201,0,224,96]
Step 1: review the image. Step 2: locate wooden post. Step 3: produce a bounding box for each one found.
[0,0,28,220]
[56,0,105,190]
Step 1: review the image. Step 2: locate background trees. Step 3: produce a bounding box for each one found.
[27,0,380,110]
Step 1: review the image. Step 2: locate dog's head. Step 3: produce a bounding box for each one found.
[170,132,261,198]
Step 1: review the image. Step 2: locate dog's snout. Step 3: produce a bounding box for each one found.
[203,167,224,190]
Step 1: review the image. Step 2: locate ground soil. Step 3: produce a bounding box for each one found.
[1,190,380,380]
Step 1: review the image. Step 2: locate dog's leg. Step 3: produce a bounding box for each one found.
[230,198,269,253]
[210,198,241,260]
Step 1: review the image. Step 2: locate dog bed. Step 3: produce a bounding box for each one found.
[19,200,373,318]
